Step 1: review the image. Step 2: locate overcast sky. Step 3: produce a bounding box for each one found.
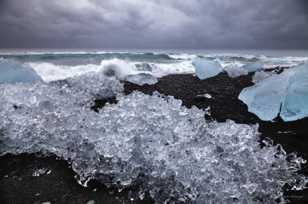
[0,0,307,49]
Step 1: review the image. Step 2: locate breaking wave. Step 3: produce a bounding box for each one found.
[28,59,195,82]
[0,71,307,203]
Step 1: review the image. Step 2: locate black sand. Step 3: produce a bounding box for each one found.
[1,73,308,204]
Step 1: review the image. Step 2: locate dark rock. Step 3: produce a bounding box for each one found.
[91,97,117,112]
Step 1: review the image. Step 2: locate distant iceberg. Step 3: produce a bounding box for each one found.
[241,61,264,72]
[192,58,223,79]
[0,59,42,84]
[239,63,308,121]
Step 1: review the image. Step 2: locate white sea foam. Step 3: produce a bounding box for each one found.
[28,59,195,82]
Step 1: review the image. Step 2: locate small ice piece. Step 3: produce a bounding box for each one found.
[224,65,248,78]
[0,59,42,84]
[241,61,263,72]
[195,93,212,99]
[192,58,223,80]
[32,168,50,177]
[239,63,308,121]
[41,202,51,204]
[252,71,273,83]
[125,73,158,85]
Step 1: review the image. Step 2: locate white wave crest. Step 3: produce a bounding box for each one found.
[28,59,195,82]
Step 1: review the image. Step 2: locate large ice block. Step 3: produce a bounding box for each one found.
[280,64,308,121]
[239,63,308,121]
[0,59,42,84]
[192,58,223,79]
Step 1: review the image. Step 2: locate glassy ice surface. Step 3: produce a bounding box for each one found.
[240,63,308,121]
[192,58,223,80]
[0,73,306,203]
[0,59,42,84]
[125,73,158,85]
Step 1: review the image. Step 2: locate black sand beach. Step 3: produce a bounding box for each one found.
[1,73,308,204]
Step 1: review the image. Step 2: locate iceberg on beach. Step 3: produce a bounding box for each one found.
[192,58,223,79]
[280,64,308,121]
[0,59,42,84]
[239,63,308,121]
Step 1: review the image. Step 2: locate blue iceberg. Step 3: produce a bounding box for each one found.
[239,63,308,121]
[0,59,42,84]
[280,64,308,121]
[192,58,223,80]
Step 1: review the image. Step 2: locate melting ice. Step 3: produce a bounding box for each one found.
[0,72,306,203]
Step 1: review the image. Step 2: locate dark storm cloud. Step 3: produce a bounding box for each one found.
[0,0,307,49]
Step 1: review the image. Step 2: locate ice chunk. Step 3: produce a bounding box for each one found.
[0,77,306,203]
[0,59,42,84]
[252,71,273,83]
[125,73,158,85]
[192,58,223,79]
[280,64,308,121]
[224,65,248,78]
[239,63,308,121]
[242,61,263,72]
[239,72,289,121]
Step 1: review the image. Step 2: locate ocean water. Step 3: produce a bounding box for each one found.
[0,49,307,82]
[0,49,308,203]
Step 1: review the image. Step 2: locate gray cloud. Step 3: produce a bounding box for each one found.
[0,0,307,49]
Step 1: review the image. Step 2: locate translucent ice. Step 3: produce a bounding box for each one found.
[0,59,42,84]
[192,58,223,80]
[280,64,308,121]
[242,62,264,72]
[125,73,158,85]
[239,72,289,121]
[224,65,248,78]
[239,63,308,121]
[0,75,306,203]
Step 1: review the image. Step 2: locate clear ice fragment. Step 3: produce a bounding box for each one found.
[192,58,223,80]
